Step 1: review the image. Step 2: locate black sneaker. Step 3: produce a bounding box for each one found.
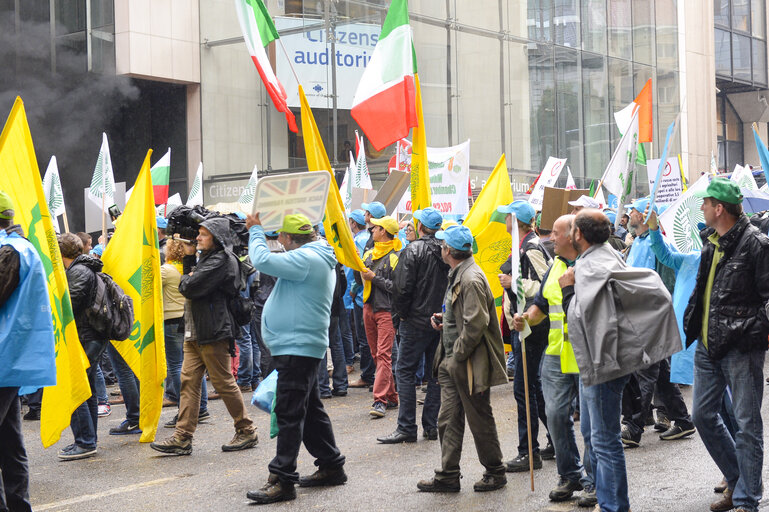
[109,420,142,435]
[198,410,211,422]
[620,424,641,447]
[473,474,506,492]
[247,474,296,504]
[331,389,348,397]
[369,401,386,418]
[653,410,671,432]
[659,423,696,441]
[548,477,582,501]
[298,467,347,487]
[58,444,97,461]
[23,409,40,421]
[505,453,542,473]
[577,486,598,507]
[417,478,460,493]
[165,410,210,428]
[385,400,399,409]
[540,441,555,460]
[423,428,438,440]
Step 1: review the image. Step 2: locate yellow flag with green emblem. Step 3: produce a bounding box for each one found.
[464,155,513,319]
[0,97,91,448]
[410,74,431,215]
[102,150,166,442]
[299,85,366,272]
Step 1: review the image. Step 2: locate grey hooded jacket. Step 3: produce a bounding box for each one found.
[567,243,681,387]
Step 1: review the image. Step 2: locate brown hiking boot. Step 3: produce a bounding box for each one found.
[246,474,296,504]
[221,428,258,452]
[416,478,460,493]
[473,474,507,492]
[710,487,733,512]
[298,467,347,487]
[150,434,192,455]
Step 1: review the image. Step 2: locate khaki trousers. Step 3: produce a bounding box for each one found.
[176,339,254,438]
[434,356,505,482]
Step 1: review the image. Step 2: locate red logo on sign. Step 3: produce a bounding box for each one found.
[663,162,673,177]
[550,161,562,177]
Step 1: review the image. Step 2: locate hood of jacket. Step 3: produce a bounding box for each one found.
[70,253,103,272]
[200,217,234,252]
[299,239,337,269]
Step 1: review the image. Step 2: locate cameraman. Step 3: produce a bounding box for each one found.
[150,218,257,455]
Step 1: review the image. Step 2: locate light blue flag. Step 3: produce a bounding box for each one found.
[752,126,769,186]
[646,115,680,223]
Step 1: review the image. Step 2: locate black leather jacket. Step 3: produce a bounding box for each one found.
[66,254,108,360]
[392,235,449,330]
[179,218,240,345]
[684,215,769,359]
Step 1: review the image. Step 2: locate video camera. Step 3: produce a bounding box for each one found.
[166,205,250,256]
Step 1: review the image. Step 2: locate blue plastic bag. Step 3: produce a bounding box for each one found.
[251,369,278,413]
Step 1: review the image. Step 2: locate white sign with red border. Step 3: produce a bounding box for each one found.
[528,157,567,211]
[645,158,683,206]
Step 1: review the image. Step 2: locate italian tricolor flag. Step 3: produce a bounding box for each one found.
[234,0,298,133]
[150,148,171,205]
[351,0,418,151]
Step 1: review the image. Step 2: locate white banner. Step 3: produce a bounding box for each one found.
[658,175,709,254]
[528,157,567,211]
[397,140,470,215]
[646,157,683,206]
[275,17,379,110]
[730,164,758,190]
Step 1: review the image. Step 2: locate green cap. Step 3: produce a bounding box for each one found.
[0,191,14,219]
[694,177,743,205]
[278,214,314,235]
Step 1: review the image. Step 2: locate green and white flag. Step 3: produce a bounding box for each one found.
[42,155,66,233]
[601,108,639,203]
[658,175,709,253]
[238,164,259,212]
[730,164,758,190]
[187,162,204,207]
[354,131,373,189]
[339,151,355,213]
[87,132,116,211]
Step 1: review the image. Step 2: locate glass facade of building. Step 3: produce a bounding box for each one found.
[201,0,681,196]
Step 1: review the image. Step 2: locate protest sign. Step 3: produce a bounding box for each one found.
[539,187,590,230]
[528,157,567,211]
[658,175,709,253]
[253,171,330,230]
[646,157,683,206]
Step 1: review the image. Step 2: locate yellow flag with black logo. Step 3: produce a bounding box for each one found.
[0,97,91,448]
[102,150,165,442]
[299,85,366,272]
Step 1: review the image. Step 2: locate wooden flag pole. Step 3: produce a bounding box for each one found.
[62,211,70,233]
[101,175,107,247]
[520,334,535,492]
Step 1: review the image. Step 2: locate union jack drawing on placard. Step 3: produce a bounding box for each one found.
[254,172,331,230]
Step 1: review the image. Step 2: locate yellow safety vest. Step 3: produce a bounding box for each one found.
[541,258,579,374]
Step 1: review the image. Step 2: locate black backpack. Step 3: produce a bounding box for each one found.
[228,254,256,326]
[86,272,135,341]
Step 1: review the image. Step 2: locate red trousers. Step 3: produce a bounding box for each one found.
[363,303,398,405]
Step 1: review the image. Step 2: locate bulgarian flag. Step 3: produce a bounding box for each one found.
[150,148,171,205]
[234,0,298,133]
[351,0,418,151]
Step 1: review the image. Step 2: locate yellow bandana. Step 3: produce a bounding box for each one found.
[362,239,402,302]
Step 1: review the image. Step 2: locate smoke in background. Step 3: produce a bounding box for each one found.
[0,19,141,232]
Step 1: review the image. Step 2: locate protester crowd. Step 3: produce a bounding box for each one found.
[2,176,769,512]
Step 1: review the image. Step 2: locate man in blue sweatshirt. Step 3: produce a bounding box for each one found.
[245,213,346,505]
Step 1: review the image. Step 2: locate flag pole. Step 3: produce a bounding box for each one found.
[62,211,70,233]
[101,171,107,247]
[521,334,535,492]
[277,39,301,87]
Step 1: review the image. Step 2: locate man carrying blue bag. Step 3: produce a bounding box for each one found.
[245,212,346,505]
[0,191,56,512]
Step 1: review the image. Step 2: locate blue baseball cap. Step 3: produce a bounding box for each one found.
[361,201,386,219]
[90,244,104,256]
[413,207,443,230]
[349,209,366,226]
[497,200,536,224]
[625,197,659,215]
[605,211,617,224]
[156,216,168,229]
[264,230,279,237]
[436,225,474,251]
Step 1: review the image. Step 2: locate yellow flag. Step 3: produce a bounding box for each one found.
[410,74,431,214]
[464,155,513,319]
[0,97,91,448]
[299,85,366,272]
[102,151,166,442]
[463,154,512,235]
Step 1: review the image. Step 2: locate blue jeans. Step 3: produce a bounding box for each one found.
[94,364,108,405]
[692,343,765,512]
[107,344,140,424]
[580,375,630,512]
[236,323,262,388]
[340,308,355,366]
[70,363,99,449]
[395,320,440,436]
[318,315,348,394]
[513,332,549,454]
[164,318,184,402]
[353,304,375,383]
[541,355,593,488]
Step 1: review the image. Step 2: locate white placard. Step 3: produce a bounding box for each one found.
[646,157,683,206]
[253,172,330,230]
[528,157,567,211]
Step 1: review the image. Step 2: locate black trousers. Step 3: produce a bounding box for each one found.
[268,355,345,484]
[0,387,32,512]
[625,358,692,435]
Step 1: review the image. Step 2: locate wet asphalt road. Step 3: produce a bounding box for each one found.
[22,367,769,512]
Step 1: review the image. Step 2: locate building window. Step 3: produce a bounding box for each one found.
[714,0,767,87]
[717,96,744,172]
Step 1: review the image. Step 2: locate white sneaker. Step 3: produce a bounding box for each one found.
[98,403,111,417]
